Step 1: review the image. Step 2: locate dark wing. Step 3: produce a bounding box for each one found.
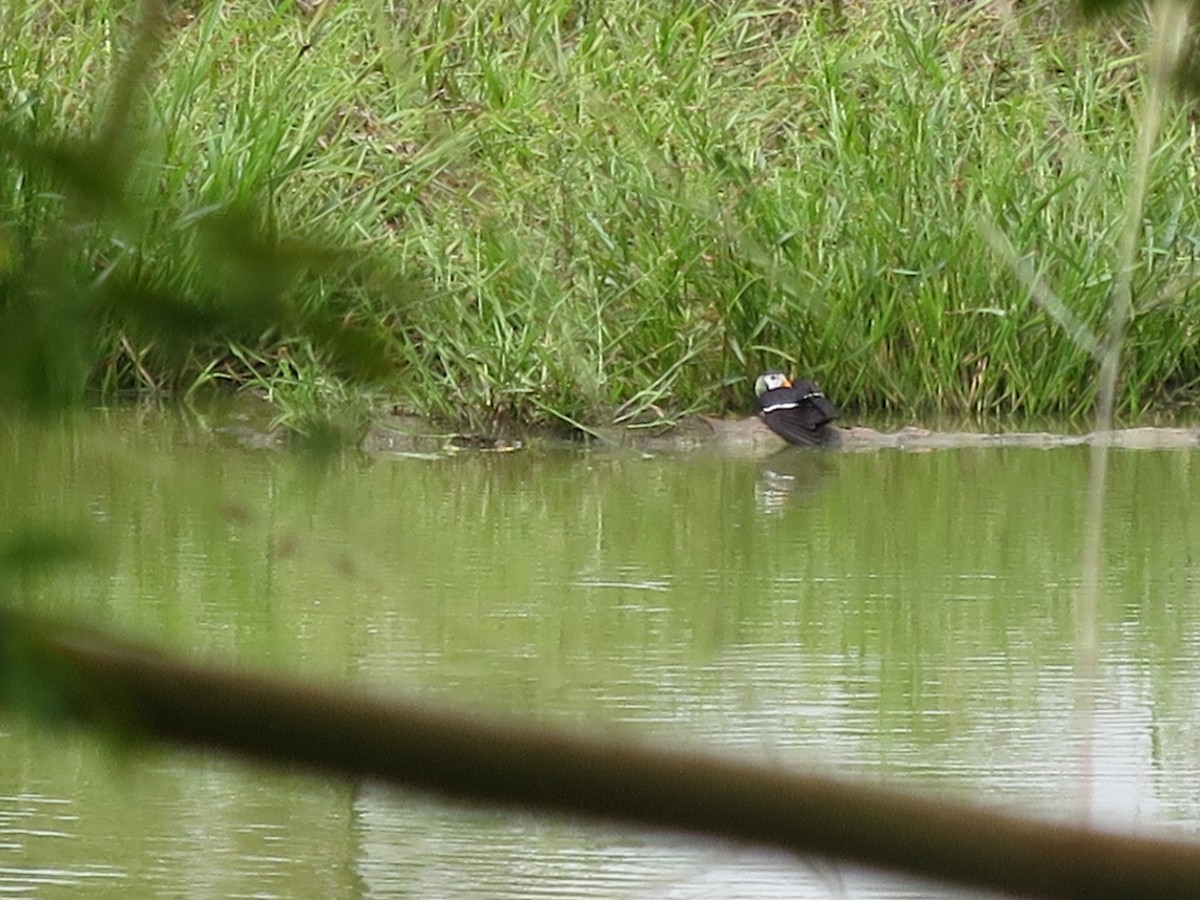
[758,381,839,446]
[790,380,839,427]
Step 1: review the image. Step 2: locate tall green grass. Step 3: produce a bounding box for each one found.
[1,0,1197,430]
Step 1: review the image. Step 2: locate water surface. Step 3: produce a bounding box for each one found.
[2,410,1199,898]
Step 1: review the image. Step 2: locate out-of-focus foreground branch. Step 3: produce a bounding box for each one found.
[2,610,1198,900]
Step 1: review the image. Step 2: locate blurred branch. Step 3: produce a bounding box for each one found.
[3,610,1200,900]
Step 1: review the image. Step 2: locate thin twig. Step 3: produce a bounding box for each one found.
[1074,0,1190,821]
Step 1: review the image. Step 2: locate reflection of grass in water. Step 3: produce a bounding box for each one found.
[2,0,1200,433]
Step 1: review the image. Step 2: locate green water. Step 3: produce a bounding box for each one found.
[2,410,1200,898]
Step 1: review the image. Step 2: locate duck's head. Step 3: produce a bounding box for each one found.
[754,372,792,397]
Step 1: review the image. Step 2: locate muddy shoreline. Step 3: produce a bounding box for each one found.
[357,414,1200,456]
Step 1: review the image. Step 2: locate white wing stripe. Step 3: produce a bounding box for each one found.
[761,390,824,414]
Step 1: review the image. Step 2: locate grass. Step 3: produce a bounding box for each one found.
[1,0,1199,433]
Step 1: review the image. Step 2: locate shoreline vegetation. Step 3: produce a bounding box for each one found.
[2,0,1200,443]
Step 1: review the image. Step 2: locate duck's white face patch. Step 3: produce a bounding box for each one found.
[754,372,792,396]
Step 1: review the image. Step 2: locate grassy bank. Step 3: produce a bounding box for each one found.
[1,0,1198,434]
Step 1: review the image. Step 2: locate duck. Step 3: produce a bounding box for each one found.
[754,372,840,446]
